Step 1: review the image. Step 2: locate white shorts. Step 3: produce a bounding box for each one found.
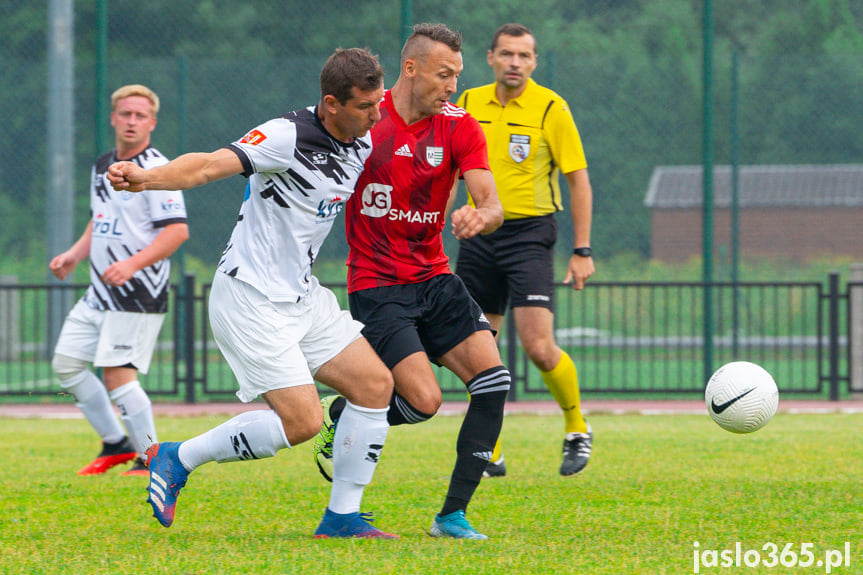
[53,298,165,374]
[208,272,364,403]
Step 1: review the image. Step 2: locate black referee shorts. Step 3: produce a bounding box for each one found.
[456,214,557,315]
[349,274,492,369]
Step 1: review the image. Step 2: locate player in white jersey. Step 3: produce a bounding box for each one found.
[50,85,189,477]
[106,48,398,539]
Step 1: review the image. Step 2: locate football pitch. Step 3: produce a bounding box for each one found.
[1,411,860,574]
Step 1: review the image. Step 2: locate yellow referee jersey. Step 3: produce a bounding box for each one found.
[457,78,587,220]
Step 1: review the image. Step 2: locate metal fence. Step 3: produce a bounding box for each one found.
[1,274,858,403]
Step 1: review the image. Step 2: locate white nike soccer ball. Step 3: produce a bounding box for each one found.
[705,361,779,433]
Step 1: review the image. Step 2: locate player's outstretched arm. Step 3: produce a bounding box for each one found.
[107,148,244,193]
[451,168,503,240]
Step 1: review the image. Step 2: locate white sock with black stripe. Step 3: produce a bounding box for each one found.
[328,401,389,514]
[177,409,290,471]
[109,380,156,456]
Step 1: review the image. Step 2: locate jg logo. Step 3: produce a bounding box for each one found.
[359,183,393,218]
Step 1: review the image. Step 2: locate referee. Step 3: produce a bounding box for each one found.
[456,23,595,477]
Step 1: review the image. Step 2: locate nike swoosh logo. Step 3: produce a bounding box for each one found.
[711,388,756,413]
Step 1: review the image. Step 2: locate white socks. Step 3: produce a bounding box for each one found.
[58,369,126,445]
[165,401,389,517]
[177,409,290,471]
[109,380,157,455]
[55,354,157,455]
[328,401,389,514]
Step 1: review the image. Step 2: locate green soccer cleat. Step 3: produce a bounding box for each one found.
[313,395,346,482]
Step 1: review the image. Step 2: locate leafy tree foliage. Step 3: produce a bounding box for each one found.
[2,0,862,268]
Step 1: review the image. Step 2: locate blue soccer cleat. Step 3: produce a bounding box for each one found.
[145,442,190,528]
[429,510,488,540]
[313,508,399,539]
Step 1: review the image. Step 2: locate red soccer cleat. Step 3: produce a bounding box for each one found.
[77,438,137,475]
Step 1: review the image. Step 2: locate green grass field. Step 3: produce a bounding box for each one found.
[1,412,860,575]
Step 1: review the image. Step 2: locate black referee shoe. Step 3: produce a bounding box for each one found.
[560,423,592,476]
[482,457,506,478]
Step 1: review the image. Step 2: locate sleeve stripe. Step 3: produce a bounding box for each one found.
[152,217,188,228]
[225,144,254,178]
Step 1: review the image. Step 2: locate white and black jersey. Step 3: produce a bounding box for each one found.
[83,146,187,313]
[220,106,372,302]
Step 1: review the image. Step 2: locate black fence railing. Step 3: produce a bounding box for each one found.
[0,274,858,402]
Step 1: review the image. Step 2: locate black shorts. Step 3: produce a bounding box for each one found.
[349,274,493,369]
[456,214,557,315]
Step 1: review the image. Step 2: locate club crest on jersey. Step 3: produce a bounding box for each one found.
[509,135,530,163]
[311,152,328,165]
[239,129,267,145]
[425,146,443,167]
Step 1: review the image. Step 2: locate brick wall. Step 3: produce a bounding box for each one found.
[650,207,863,263]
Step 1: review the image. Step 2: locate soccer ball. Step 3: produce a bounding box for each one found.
[705,361,779,433]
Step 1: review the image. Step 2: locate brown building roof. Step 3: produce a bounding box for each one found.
[644,164,863,208]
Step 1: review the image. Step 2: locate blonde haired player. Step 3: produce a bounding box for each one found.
[50,84,188,477]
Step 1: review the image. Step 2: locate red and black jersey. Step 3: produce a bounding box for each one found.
[346,90,489,292]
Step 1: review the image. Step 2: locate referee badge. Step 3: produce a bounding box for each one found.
[509,134,530,163]
[425,146,443,167]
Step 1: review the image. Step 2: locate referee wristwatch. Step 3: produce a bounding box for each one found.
[573,247,592,257]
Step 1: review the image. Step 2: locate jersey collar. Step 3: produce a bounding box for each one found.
[491,77,537,108]
[312,104,358,149]
[384,90,432,132]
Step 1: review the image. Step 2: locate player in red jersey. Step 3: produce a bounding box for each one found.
[319,23,510,540]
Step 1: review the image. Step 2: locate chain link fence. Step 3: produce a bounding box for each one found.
[3,1,863,279]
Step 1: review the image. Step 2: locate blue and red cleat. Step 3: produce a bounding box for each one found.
[145,442,189,528]
[314,508,399,539]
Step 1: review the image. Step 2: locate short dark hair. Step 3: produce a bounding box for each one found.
[401,23,462,64]
[490,23,536,53]
[320,48,384,105]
